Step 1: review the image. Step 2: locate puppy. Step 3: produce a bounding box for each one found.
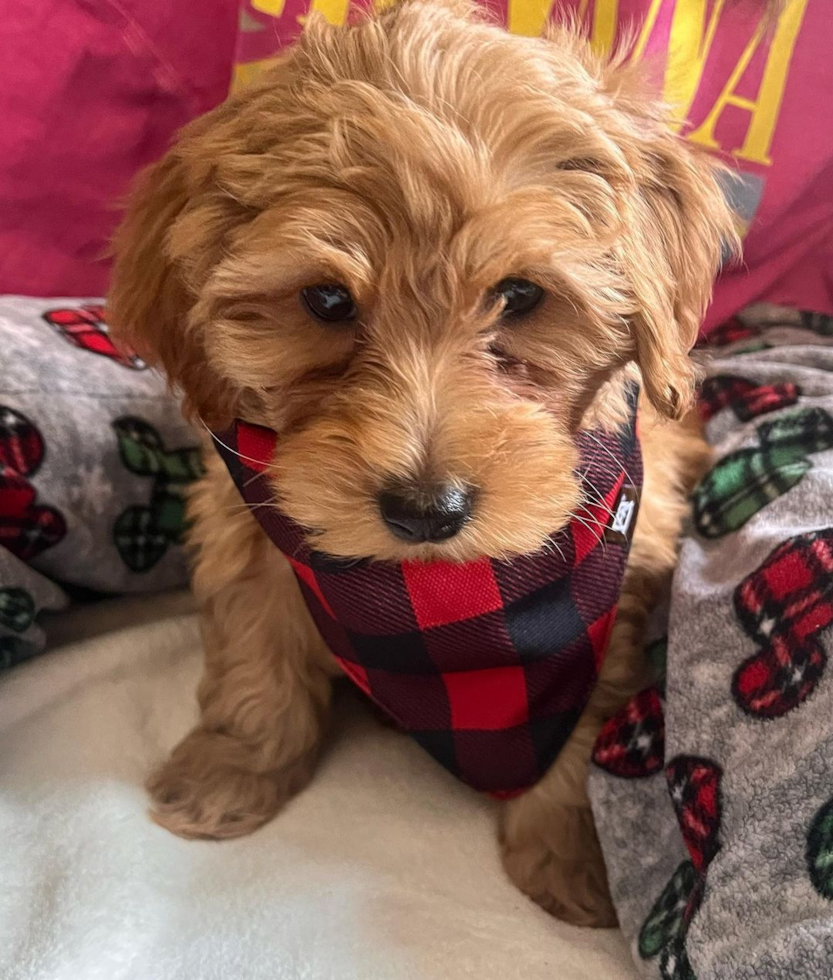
[109,0,733,927]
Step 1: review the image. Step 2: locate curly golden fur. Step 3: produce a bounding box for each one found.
[110,0,735,927]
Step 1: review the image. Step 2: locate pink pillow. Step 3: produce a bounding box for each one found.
[0,0,238,297]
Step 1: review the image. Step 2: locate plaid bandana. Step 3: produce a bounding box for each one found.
[212,407,642,796]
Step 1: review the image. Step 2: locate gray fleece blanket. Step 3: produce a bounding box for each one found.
[0,296,200,669]
[590,305,833,980]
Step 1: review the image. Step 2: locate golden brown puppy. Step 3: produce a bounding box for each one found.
[110,0,734,927]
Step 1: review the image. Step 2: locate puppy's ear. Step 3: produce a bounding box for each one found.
[542,30,738,419]
[109,143,237,426]
[618,128,737,419]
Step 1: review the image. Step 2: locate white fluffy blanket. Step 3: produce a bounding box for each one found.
[0,598,633,979]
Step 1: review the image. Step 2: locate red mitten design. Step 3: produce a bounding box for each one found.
[698,375,799,423]
[0,408,66,560]
[733,531,833,718]
[706,317,763,349]
[42,306,145,370]
[666,757,723,875]
[593,687,665,778]
[0,405,44,475]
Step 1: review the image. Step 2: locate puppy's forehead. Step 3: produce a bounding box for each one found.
[211,13,632,299]
[289,31,614,217]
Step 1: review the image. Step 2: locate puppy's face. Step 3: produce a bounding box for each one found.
[110,0,733,562]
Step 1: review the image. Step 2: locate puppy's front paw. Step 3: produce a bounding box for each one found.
[146,728,308,840]
[499,802,617,928]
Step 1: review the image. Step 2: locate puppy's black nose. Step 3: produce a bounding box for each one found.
[379,484,474,544]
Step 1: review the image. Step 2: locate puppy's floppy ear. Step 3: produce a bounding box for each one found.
[109,138,238,426]
[617,126,737,419]
[542,30,738,419]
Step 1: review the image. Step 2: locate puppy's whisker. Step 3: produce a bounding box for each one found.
[584,432,638,496]
[578,483,615,518]
[570,509,606,531]
[577,503,611,524]
[222,500,279,517]
[579,496,613,521]
[200,418,275,471]
[541,537,567,563]
[569,512,609,555]
[575,456,616,515]
[573,508,609,532]
[243,470,272,490]
[570,515,602,539]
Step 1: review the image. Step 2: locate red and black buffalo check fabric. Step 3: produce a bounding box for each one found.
[212,409,642,796]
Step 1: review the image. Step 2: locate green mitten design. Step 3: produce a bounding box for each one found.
[112,417,203,572]
[114,418,202,481]
[647,636,668,696]
[0,587,35,633]
[639,860,699,959]
[694,408,833,539]
[801,312,833,336]
[0,636,35,670]
[807,798,833,901]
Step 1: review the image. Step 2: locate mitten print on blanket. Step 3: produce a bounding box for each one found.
[589,307,833,980]
[0,296,202,668]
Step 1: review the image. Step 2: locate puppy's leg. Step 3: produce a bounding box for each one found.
[499,408,710,926]
[148,451,336,840]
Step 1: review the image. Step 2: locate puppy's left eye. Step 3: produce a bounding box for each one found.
[301,284,357,324]
[493,278,544,318]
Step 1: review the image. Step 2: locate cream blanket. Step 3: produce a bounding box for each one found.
[0,597,633,980]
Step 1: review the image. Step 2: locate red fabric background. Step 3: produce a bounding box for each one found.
[0,0,238,296]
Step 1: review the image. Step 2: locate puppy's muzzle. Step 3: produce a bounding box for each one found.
[379,482,474,544]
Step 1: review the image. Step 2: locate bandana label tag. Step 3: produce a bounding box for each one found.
[606,485,639,544]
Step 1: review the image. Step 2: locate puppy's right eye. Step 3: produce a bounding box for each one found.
[301,284,357,324]
[493,277,544,319]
